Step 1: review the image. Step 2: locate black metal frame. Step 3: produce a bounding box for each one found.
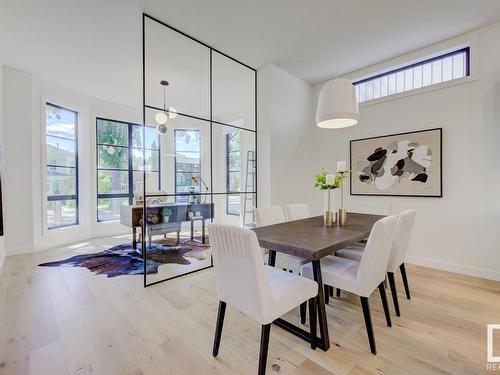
[353,47,470,86]
[46,102,79,230]
[225,130,240,216]
[142,13,257,287]
[349,127,443,198]
[96,117,161,222]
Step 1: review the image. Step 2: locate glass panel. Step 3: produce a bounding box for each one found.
[46,136,76,167]
[359,82,366,102]
[132,148,160,171]
[404,69,413,91]
[144,193,213,285]
[388,74,396,95]
[97,197,129,222]
[97,119,128,146]
[413,65,423,89]
[213,193,255,227]
[442,56,453,82]
[452,53,465,79]
[145,17,210,119]
[365,80,374,101]
[212,51,255,130]
[396,71,405,93]
[226,194,241,215]
[98,145,128,170]
[212,123,255,193]
[144,108,211,196]
[47,199,77,228]
[46,104,76,140]
[372,78,381,99]
[380,75,388,97]
[133,171,160,193]
[97,170,129,194]
[47,166,76,196]
[422,62,432,86]
[432,60,442,84]
[132,125,159,149]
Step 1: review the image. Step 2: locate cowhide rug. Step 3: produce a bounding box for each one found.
[38,237,210,278]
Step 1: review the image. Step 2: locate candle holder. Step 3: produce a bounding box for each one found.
[324,188,336,227]
[338,171,349,226]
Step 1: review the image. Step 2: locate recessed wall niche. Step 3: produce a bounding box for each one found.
[141,14,257,286]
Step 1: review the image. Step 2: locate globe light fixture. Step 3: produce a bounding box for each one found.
[155,80,175,134]
[316,78,359,129]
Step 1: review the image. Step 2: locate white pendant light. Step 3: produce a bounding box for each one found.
[155,80,177,134]
[316,78,359,129]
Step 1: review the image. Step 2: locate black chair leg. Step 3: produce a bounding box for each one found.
[324,285,330,304]
[387,272,400,316]
[360,297,377,354]
[300,302,307,324]
[336,288,341,298]
[212,301,226,357]
[400,263,411,300]
[258,324,271,375]
[308,297,317,350]
[378,282,392,327]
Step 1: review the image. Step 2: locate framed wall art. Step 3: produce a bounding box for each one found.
[350,128,442,197]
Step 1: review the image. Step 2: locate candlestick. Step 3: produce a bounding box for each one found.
[337,160,347,172]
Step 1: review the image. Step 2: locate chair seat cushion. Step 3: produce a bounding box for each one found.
[336,247,363,262]
[301,256,368,296]
[262,266,318,324]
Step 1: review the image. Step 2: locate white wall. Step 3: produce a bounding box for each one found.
[311,24,500,281]
[257,64,315,209]
[1,66,149,255]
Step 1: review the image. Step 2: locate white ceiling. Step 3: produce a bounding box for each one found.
[145,0,500,83]
[1,0,500,108]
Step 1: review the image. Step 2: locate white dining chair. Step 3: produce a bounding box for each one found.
[284,203,310,221]
[336,209,416,316]
[208,224,318,375]
[301,216,398,354]
[255,206,310,323]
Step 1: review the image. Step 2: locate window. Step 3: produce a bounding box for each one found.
[226,130,240,215]
[174,129,201,202]
[96,118,160,221]
[46,103,78,229]
[354,47,470,104]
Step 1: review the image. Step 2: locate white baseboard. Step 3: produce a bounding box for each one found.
[406,255,500,282]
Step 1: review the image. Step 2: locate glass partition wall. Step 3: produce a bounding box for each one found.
[141,14,257,286]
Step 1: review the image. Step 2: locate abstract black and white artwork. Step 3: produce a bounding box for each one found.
[350,128,442,197]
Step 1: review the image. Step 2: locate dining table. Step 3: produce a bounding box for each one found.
[252,212,384,351]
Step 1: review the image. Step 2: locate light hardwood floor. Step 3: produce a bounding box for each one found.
[0,238,498,375]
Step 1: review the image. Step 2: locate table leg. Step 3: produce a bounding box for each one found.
[132,227,137,250]
[312,260,330,351]
[191,220,194,240]
[202,220,206,244]
[268,250,276,267]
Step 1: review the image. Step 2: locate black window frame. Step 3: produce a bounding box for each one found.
[225,130,240,215]
[46,102,79,230]
[353,46,470,103]
[96,117,161,222]
[174,129,201,202]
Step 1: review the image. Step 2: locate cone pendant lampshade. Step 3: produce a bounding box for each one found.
[316,78,359,129]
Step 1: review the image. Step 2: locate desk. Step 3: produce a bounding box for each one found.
[120,203,214,252]
[252,212,384,351]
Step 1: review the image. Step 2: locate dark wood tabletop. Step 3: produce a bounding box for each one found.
[252,212,384,261]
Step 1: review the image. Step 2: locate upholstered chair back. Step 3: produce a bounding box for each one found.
[387,209,416,272]
[356,216,398,296]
